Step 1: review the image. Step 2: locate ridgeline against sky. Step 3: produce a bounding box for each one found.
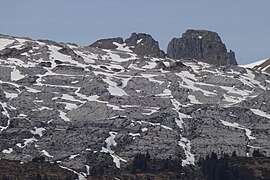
[0,0,269,64]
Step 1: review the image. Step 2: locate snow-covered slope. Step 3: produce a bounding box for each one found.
[241,58,270,73]
[0,34,269,178]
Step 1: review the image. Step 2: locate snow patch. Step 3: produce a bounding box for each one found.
[251,109,270,119]
[58,110,71,122]
[42,150,53,158]
[141,128,148,132]
[240,59,268,68]
[16,137,38,148]
[142,62,157,69]
[178,137,195,166]
[128,133,141,137]
[10,67,25,81]
[220,120,256,140]
[4,92,18,99]
[176,71,216,96]
[188,94,202,104]
[60,165,87,180]
[69,154,80,159]
[137,39,143,44]
[113,42,133,52]
[103,77,128,96]
[101,132,127,168]
[0,38,14,50]
[141,73,164,85]
[31,127,45,137]
[2,148,13,154]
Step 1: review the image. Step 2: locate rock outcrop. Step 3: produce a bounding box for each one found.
[90,33,165,58]
[167,29,237,66]
[124,33,165,58]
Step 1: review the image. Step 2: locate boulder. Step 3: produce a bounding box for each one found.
[167,29,237,66]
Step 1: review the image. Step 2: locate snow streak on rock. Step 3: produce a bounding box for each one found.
[101,132,127,168]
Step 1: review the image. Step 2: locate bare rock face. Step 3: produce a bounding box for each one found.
[124,33,165,58]
[167,29,237,66]
[89,33,165,58]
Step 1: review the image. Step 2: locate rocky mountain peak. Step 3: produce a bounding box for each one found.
[125,32,166,58]
[167,29,237,66]
[124,32,155,44]
[89,33,165,58]
[183,29,222,42]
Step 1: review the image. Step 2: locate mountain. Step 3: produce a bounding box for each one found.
[241,58,270,74]
[167,29,237,66]
[0,31,269,179]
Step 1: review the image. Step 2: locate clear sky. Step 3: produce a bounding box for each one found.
[0,0,269,64]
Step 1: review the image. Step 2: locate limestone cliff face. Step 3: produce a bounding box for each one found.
[0,32,269,179]
[167,29,237,66]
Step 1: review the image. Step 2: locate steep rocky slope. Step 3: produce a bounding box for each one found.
[0,32,269,179]
[167,29,237,66]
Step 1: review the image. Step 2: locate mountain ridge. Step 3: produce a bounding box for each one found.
[0,31,269,179]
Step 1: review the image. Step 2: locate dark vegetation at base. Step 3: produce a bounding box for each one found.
[1,150,270,180]
[0,159,77,180]
[198,151,270,180]
[88,152,203,180]
[88,151,270,180]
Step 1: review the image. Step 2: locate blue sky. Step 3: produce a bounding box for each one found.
[0,0,269,64]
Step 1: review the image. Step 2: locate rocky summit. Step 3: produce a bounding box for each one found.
[0,31,269,179]
[90,32,165,58]
[167,29,237,66]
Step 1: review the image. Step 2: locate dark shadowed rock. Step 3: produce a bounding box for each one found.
[0,46,32,59]
[38,61,52,67]
[89,37,124,50]
[167,29,237,66]
[17,76,39,86]
[125,33,165,58]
